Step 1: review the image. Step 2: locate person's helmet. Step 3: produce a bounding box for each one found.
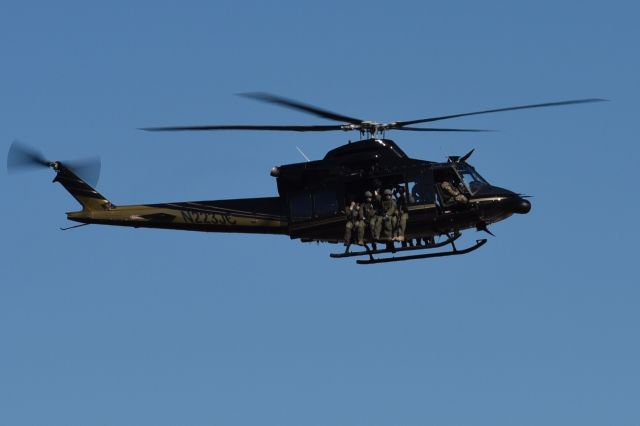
[364,191,372,198]
[384,189,392,195]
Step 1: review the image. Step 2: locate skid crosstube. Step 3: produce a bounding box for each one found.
[330,232,461,259]
[356,239,487,265]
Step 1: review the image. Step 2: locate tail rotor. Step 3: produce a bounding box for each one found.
[7,140,101,187]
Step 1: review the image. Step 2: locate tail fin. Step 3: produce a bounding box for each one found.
[53,162,114,212]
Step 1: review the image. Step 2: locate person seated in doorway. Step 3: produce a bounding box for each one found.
[362,190,378,244]
[377,189,397,241]
[394,185,414,243]
[344,197,365,246]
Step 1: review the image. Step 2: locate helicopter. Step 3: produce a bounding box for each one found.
[7,93,605,264]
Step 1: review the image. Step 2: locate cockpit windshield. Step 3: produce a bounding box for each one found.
[457,166,489,195]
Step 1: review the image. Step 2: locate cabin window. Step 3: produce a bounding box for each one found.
[434,167,466,207]
[406,180,423,204]
[407,173,435,204]
[313,188,339,217]
[456,166,488,195]
[289,192,312,221]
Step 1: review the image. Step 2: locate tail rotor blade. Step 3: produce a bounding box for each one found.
[7,140,50,173]
[66,156,101,187]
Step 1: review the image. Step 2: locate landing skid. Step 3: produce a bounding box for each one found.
[330,232,486,265]
[331,232,461,259]
[356,239,487,265]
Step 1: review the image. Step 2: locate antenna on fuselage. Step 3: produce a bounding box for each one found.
[296,146,311,162]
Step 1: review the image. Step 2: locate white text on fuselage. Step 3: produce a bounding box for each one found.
[181,210,237,225]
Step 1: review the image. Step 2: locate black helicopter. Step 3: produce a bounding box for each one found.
[8,93,604,264]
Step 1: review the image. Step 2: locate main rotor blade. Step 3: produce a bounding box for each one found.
[394,98,607,127]
[396,127,492,132]
[7,140,50,173]
[239,92,364,125]
[141,124,346,132]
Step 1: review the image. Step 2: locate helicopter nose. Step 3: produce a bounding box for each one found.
[513,198,531,214]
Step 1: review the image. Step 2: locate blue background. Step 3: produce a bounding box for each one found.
[1,1,638,425]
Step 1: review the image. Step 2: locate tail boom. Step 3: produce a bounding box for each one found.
[66,198,289,235]
[53,163,288,235]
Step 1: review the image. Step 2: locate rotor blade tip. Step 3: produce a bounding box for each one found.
[237,91,269,99]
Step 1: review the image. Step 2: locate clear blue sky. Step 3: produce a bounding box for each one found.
[1,1,638,425]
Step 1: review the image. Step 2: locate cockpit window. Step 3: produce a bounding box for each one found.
[457,166,488,195]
